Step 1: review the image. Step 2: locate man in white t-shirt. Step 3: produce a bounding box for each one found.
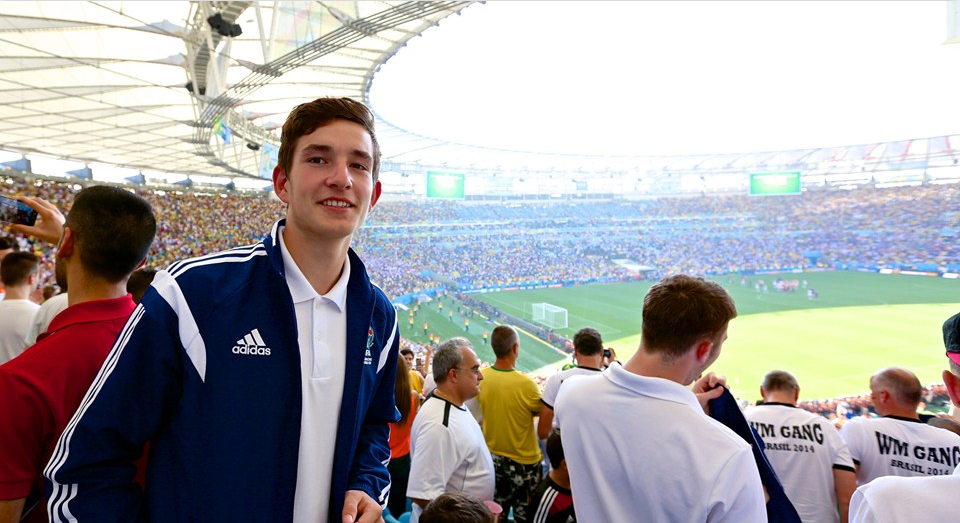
[408,338,495,523]
[0,252,40,364]
[537,327,604,439]
[23,292,69,347]
[840,367,960,485]
[745,370,856,523]
[849,312,960,522]
[555,274,766,522]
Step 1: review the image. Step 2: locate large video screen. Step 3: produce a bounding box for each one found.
[749,171,802,196]
[426,171,465,199]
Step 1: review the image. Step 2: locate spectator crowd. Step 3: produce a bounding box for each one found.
[3,165,960,523]
[4,173,959,302]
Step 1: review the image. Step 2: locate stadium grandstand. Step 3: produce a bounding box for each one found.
[2,0,960,391]
[2,2,960,520]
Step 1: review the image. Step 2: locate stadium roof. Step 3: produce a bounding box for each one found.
[0,1,959,189]
[0,1,471,181]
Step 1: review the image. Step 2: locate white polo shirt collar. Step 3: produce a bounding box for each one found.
[278,227,349,311]
[603,362,703,414]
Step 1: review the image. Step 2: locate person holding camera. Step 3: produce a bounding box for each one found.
[602,347,619,369]
[0,187,156,523]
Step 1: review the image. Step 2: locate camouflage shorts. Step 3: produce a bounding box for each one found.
[492,454,544,523]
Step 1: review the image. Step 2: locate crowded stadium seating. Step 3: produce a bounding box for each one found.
[4,171,959,420]
[5,172,959,305]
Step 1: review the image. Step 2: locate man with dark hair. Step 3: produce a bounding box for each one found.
[840,367,960,485]
[477,325,542,522]
[408,338,495,523]
[420,492,493,523]
[0,186,156,523]
[124,267,156,304]
[537,327,604,439]
[555,274,765,522]
[0,252,40,363]
[745,370,856,523]
[45,97,400,523]
[0,235,18,302]
[402,346,426,395]
[849,313,960,522]
[526,429,575,523]
[0,235,18,300]
[0,235,16,259]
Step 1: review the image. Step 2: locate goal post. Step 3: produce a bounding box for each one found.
[531,302,568,329]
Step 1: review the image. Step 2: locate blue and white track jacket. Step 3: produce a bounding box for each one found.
[45,220,400,522]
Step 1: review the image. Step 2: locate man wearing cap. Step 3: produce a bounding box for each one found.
[840,366,960,485]
[848,312,960,522]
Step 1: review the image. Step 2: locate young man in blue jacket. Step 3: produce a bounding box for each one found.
[45,97,401,523]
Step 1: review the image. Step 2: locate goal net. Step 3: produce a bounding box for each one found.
[531,303,568,329]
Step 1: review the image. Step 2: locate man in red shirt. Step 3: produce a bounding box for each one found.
[0,186,156,523]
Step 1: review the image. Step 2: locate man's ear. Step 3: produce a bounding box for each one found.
[273,166,290,204]
[369,180,382,209]
[877,389,890,404]
[944,369,960,407]
[693,338,714,364]
[56,227,75,258]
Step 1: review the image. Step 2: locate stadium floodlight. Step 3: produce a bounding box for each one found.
[207,13,242,37]
[532,302,568,329]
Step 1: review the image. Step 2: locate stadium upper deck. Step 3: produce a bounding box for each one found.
[1,2,958,198]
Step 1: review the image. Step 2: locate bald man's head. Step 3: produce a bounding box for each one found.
[870,367,922,415]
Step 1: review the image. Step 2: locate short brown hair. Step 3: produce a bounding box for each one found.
[573,327,603,356]
[0,235,18,252]
[0,251,38,286]
[66,186,156,283]
[490,325,518,359]
[420,492,493,523]
[276,97,381,181]
[641,274,737,360]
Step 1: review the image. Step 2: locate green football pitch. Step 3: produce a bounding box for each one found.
[399,271,960,401]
